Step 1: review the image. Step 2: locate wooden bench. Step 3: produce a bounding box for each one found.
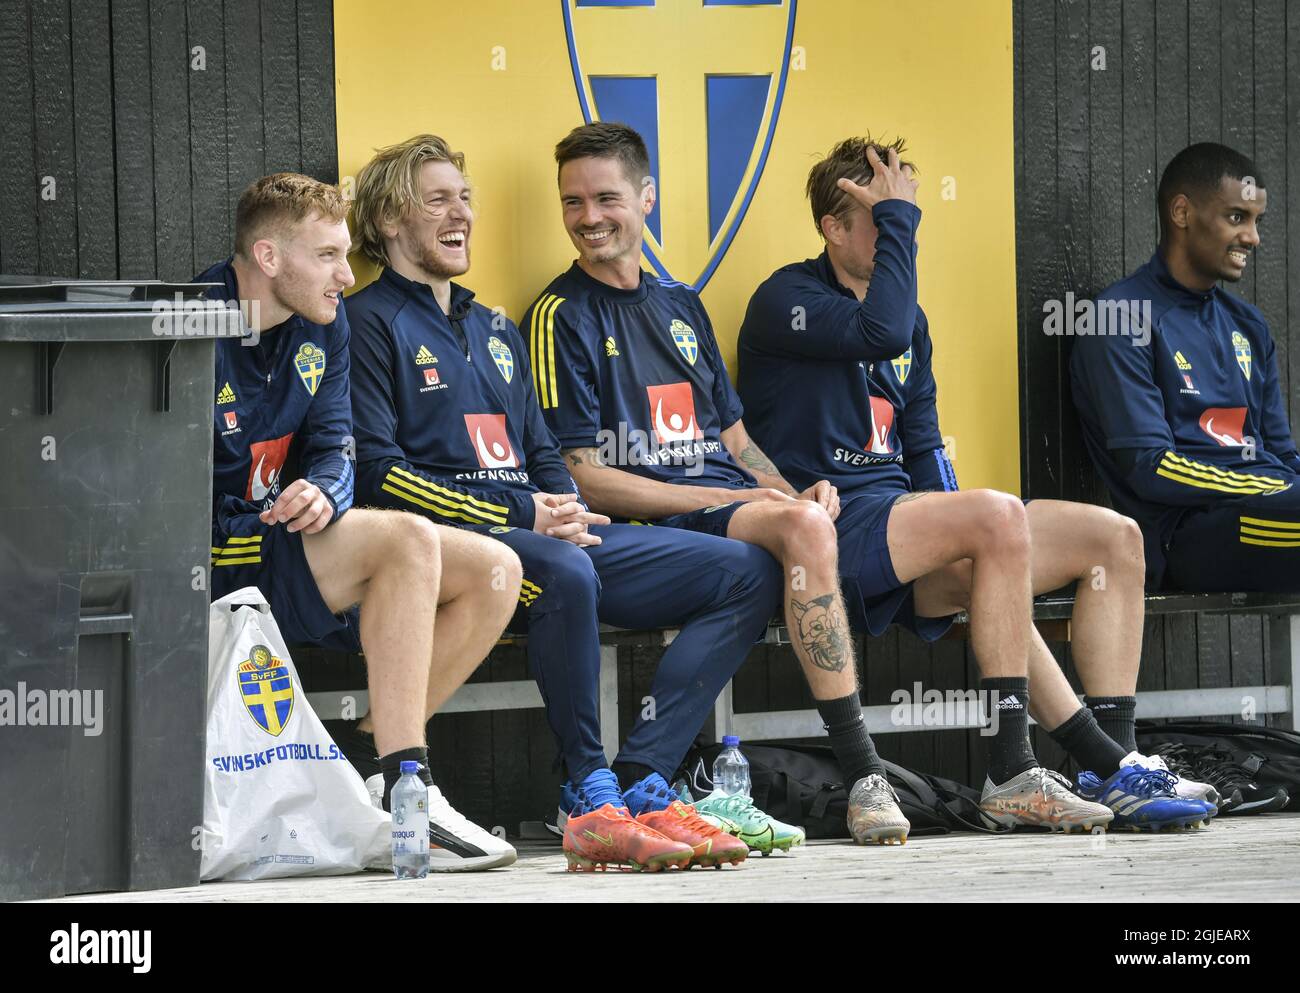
[306,591,1300,760]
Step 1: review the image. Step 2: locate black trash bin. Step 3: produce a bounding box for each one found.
[0,278,241,901]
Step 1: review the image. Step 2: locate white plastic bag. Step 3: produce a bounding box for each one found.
[200,587,391,881]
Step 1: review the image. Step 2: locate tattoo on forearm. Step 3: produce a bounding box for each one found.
[565,448,603,468]
[739,442,780,477]
[790,593,851,673]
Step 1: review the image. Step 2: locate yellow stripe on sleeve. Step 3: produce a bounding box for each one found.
[545,295,564,410]
[1155,466,1281,495]
[1161,452,1290,488]
[530,294,561,408]
[382,469,509,526]
[529,295,550,405]
[390,467,508,516]
[381,483,498,526]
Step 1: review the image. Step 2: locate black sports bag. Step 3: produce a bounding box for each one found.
[1137,720,1300,811]
[677,741,1008,838]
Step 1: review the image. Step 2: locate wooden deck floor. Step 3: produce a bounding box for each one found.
[39,812,1300,903]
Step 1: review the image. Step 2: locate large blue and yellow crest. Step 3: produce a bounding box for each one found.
[1232,330,1252,381]
[670,319,698,365]
[891,348,912,385]
[563,0,797,291]
[294,341,326,396]
[238,644,294,736]
[488,336,514,383]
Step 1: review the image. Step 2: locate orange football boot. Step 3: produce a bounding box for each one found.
[636,800,749,868]
[563,804,693,872]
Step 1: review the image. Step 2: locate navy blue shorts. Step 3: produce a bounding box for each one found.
[1164,492,1300,592]
[835,490,955,641]
[211,505,361,652]
[649,500,745,538]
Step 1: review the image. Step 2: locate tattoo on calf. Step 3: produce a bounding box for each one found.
[790,593,850,672]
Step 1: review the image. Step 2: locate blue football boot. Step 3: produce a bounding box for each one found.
[1077,765,1212,831]
[553,767,625,834]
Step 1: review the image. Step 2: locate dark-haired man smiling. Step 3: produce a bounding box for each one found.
[1072,142,1297,598]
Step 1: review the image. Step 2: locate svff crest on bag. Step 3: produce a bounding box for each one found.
[200,587,389,880]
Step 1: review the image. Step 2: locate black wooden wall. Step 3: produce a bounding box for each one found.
[1,1,1286,835]
[0,0,338,282]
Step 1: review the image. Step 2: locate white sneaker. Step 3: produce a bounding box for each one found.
[365,773,518,871]
[1121,751,1220,813]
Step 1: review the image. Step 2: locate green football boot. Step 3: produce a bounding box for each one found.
[692,790,805,855]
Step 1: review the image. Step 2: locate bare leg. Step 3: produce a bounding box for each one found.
[727,501,857,699]
[418,525,522,716]
[1025,500,1145,698]
[348,527,521,732]
[303,508,440,756]
[895,490,1033,678]
[905,500,1146,728]
[897,492,1053,800]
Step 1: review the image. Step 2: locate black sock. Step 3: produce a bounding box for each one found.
[611,761,656,793]
[328,719,380,781]
[816,693,884,786]
[1048,706,1128,777]
[379,746,432,812]
[982,678,1037,785]
[1084,695,1138,753]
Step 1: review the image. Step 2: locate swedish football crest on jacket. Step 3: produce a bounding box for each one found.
[488,336,514,383]
[1232,330,1252,381]
[892,348,912,384]
[671,319,698,365]
[294,341,327,395]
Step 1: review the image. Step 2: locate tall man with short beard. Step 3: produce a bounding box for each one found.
[737,136,1216,831]
[346,135,782,871]
[200,173,521,870]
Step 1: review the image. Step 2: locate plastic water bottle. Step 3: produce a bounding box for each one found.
[713,736,751,797]
[391,761,429,880]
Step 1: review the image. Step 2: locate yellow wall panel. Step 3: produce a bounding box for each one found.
[335,0,1018,492]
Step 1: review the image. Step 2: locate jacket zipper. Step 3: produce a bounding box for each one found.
[452,315,471,363]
